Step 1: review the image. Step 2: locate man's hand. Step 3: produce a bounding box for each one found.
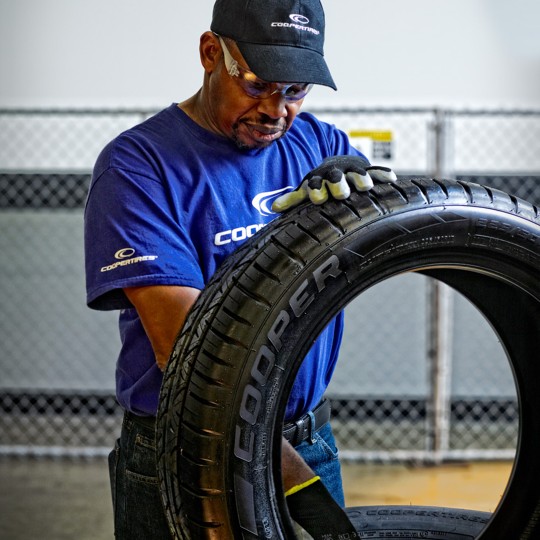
[272,155,397,213]
[286,477,358,539]
[282,438,357,539]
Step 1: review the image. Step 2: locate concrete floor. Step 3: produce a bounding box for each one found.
[0,458,511,540]
[0,458,113,540]
[342,460,512,513]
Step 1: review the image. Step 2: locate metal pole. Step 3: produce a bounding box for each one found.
[426,280,454,462]
[426,109,454,463]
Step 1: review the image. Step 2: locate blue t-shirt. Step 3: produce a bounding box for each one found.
[85,103,364,419]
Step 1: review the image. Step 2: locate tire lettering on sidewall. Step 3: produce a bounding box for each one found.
[233,255,342,535]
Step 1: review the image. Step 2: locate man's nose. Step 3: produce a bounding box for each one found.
[256,92,288,119]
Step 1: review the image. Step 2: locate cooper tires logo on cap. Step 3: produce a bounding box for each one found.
[271,14,320,34]
[289,14,309,25]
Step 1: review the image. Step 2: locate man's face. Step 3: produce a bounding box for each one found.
[206,37,307,150]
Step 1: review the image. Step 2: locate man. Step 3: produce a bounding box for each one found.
[84,0,395,538]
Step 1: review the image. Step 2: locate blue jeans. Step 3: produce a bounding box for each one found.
[109,413,344,538]
[294,422,346,507]
[108,413,172,539]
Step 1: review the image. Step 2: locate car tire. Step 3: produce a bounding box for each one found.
[157,178,540,539]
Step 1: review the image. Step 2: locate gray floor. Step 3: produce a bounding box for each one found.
[1,457,507,539]
[0,457,113,540]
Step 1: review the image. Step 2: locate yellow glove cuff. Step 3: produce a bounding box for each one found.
[284,476,321,497]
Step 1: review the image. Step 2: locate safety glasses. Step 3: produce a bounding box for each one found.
[217,36,313,103]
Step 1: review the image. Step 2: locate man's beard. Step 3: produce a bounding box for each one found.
[231,117,287,151]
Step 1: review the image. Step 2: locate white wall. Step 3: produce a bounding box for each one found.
[1,0,539,109]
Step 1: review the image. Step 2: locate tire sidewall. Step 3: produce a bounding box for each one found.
[229,201,540,538]
[158,180,540,539]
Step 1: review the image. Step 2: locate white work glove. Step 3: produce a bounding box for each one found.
[272,155,397,213]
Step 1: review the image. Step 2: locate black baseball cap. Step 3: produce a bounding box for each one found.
[210,0,337,90]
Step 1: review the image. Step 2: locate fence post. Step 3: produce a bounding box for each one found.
[426,279,454,462]
[426,109,454,463]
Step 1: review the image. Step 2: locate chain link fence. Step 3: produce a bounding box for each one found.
[1,107,539,461]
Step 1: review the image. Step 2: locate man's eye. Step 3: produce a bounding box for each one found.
[250,81,270,91]
[286,84,307,96]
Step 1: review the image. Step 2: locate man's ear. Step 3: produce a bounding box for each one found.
[199,31,221,73]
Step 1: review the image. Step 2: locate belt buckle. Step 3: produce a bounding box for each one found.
[295,410,317,445]
[307,410,316,444]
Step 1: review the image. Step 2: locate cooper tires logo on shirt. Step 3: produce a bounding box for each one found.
[114,248,135,259]
[214,187,294,246]
[100,248,158,272]
[252,187,293,216]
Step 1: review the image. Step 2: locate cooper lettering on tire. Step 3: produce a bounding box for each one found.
[157,178,540,539]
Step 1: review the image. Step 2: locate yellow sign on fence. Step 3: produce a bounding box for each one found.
[348,130,393,161]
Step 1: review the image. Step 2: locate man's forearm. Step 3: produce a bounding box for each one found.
[124,285,201,371]
[281,437,315,492]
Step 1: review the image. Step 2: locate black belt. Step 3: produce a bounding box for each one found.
[126,398,331,447]
[283,398,331,446]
